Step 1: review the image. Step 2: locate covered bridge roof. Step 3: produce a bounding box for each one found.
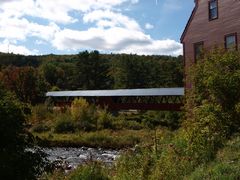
[46,88,184,97]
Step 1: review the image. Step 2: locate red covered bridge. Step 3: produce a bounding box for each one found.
[46,88,184,111]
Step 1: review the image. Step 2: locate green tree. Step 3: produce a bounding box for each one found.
[110,54,183,89]
[0,84,50,179]
[76,50,110,90]
[40,63,65,87]
[110,54,152,89]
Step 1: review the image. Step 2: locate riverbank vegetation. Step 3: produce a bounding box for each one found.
[28,97,180,149]
[33,130,156,149]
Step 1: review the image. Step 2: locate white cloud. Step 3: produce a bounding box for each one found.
[119,39,182,56]
[52,8,182,56]
[0,0,129,24]
[52,27,182,56]
[0,40,36,55]
[83,10,141,30]
[0,17,60,41]
[0,0,183,56]
[145,23,154,30]
[52,27,151,50]
[0,0,18,4]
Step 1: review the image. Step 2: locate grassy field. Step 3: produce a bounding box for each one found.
[33,129,168,149]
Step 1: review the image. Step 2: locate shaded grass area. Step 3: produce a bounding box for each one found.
[185,134,240,180]
[42,162,110,180]
[34,129,157,149]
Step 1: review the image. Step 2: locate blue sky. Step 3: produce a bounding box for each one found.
[0,0,194,56]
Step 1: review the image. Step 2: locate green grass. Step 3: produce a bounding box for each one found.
[68,162,109,180]
[185,134,240,180]
[42,162,110,180]
[34,129,157,149]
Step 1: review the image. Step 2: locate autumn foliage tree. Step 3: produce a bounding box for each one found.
[0,66,48,104]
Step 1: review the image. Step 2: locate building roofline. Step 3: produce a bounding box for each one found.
[46,88,185,97]
[180,2,198,43]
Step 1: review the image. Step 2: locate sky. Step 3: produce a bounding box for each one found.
[0,0,194,56]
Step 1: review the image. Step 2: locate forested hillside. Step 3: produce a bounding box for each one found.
[0,51,183,104]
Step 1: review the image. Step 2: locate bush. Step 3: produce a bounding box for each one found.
[186,134,240,179]
[31,104,51,123]
[150,49,240,178]
[142,111,182,130]
[183,49,240,163]
[114,148,156,180]
[71,98,97,131]
[54,114,75,133]
[186,49,240,133]
[97,108,114,130]
[68,162,109,180]
[125,120,144,130]
[150,134,193,180]
[32,124,51,133]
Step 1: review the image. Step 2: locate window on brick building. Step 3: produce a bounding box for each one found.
[225,33,238,50]
[194,42,204,61]
[209,0,218,20]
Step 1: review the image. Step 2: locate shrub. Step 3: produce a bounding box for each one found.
[71,98,97,131]
[186,134,240,179]
[111,119,125,130]
[183,49,240,163]
[125,120,144,130]
[32,124,51,133]
[54,114,75,133]
[141,111,182,130]
[186,49,240,133]
[150,49,240,178]
[110,115,126,130]
[114,148,156,180]
[68,162,109,180]
[31,104,51,123]
[150,134,193,180]
[71,98,89,121]
[97,108,114,130]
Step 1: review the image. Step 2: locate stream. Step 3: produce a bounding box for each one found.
[42,147,120,170]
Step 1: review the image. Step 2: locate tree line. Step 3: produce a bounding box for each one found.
[0,51,183,104]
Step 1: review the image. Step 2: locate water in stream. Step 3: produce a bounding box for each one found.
[42,147,120,170]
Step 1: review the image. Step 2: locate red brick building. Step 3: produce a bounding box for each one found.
[181,0,240,87]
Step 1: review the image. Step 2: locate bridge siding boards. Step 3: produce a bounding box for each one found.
[47,88,184,111]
